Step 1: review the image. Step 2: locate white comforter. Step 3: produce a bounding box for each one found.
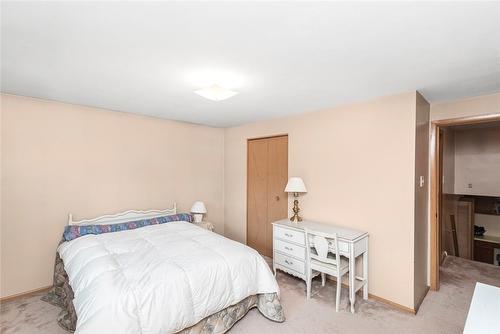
[58,221,279,334]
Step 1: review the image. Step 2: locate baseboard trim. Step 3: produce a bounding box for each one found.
[324,275,416,314]
[0,285,52,303]
[368,293,416,314]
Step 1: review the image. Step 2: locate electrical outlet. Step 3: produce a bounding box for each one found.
[468,183,473,189]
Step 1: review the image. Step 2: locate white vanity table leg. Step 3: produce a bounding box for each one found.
[363,241,369,300]
[349,247,355,313]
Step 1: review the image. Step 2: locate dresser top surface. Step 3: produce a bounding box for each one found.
[273,219,368,241]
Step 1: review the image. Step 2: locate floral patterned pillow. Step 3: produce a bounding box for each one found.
[63,213,193,241]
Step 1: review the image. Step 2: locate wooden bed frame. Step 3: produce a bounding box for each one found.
[68,204,177,225]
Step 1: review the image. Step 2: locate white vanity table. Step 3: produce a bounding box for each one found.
[272,219,369,313]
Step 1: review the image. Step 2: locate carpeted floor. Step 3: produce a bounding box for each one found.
[1,256,499,334]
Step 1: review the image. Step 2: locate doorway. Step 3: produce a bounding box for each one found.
[247,135,288,257]
[430,114,500,290]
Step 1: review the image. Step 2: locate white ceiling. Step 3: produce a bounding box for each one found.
[1,2,499,127]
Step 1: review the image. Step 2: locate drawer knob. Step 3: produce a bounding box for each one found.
[285,260,293,265]
[285,233,292,237]
[285,246,293,251]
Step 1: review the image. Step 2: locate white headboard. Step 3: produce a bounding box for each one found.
[68,203,177,226]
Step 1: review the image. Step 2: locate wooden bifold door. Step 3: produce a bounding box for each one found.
[247,135,288,257]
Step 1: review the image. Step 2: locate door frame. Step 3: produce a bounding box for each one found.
[246,134,289,250]
[429,113,500,291]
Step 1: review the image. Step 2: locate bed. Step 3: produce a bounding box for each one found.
[43,205,284,333]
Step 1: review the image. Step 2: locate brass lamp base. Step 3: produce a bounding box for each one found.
[290,195,302,223]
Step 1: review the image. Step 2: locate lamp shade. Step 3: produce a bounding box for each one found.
[190,201,207,214]
[284,177,307,193]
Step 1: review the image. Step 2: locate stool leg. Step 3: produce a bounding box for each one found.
[336,275,341,312]
[307,269,312,299]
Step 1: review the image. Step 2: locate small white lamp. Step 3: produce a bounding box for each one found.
[190,201,207,223]
[284,177,307,223]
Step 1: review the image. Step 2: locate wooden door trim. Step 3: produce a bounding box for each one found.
[429,113,500,291]
[430,122,440,290]
[247,134,288,142]
[431,113,500,126]
[246,134,288,247]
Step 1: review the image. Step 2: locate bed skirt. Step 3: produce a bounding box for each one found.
[42,253,284,333]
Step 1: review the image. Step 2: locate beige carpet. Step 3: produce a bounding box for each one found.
[1,256,499,334]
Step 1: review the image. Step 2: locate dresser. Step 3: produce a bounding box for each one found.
[272,219,369,313]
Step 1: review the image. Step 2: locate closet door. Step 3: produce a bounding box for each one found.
[247,135,288,257]
[266,136,288,256]
[247,138,269,256]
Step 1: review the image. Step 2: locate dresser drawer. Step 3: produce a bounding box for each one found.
[275,239,305,260]
[274,226,305,245]
[338,241,350,253]
[274,252,305,275]
[321,239,349,254]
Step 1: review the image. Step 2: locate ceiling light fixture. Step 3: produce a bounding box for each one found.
[194,84,239,101]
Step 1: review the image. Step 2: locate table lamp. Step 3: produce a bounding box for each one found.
[190,201,207,223]
[284,177,307,223]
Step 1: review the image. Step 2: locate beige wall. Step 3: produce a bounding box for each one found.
[441,128,456,194]
[431,92,500,121]
[413,92,430,309]
[454,126,500,197]
[0,97,2,297]
[0,94,225,298]
[225,92,420,309]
